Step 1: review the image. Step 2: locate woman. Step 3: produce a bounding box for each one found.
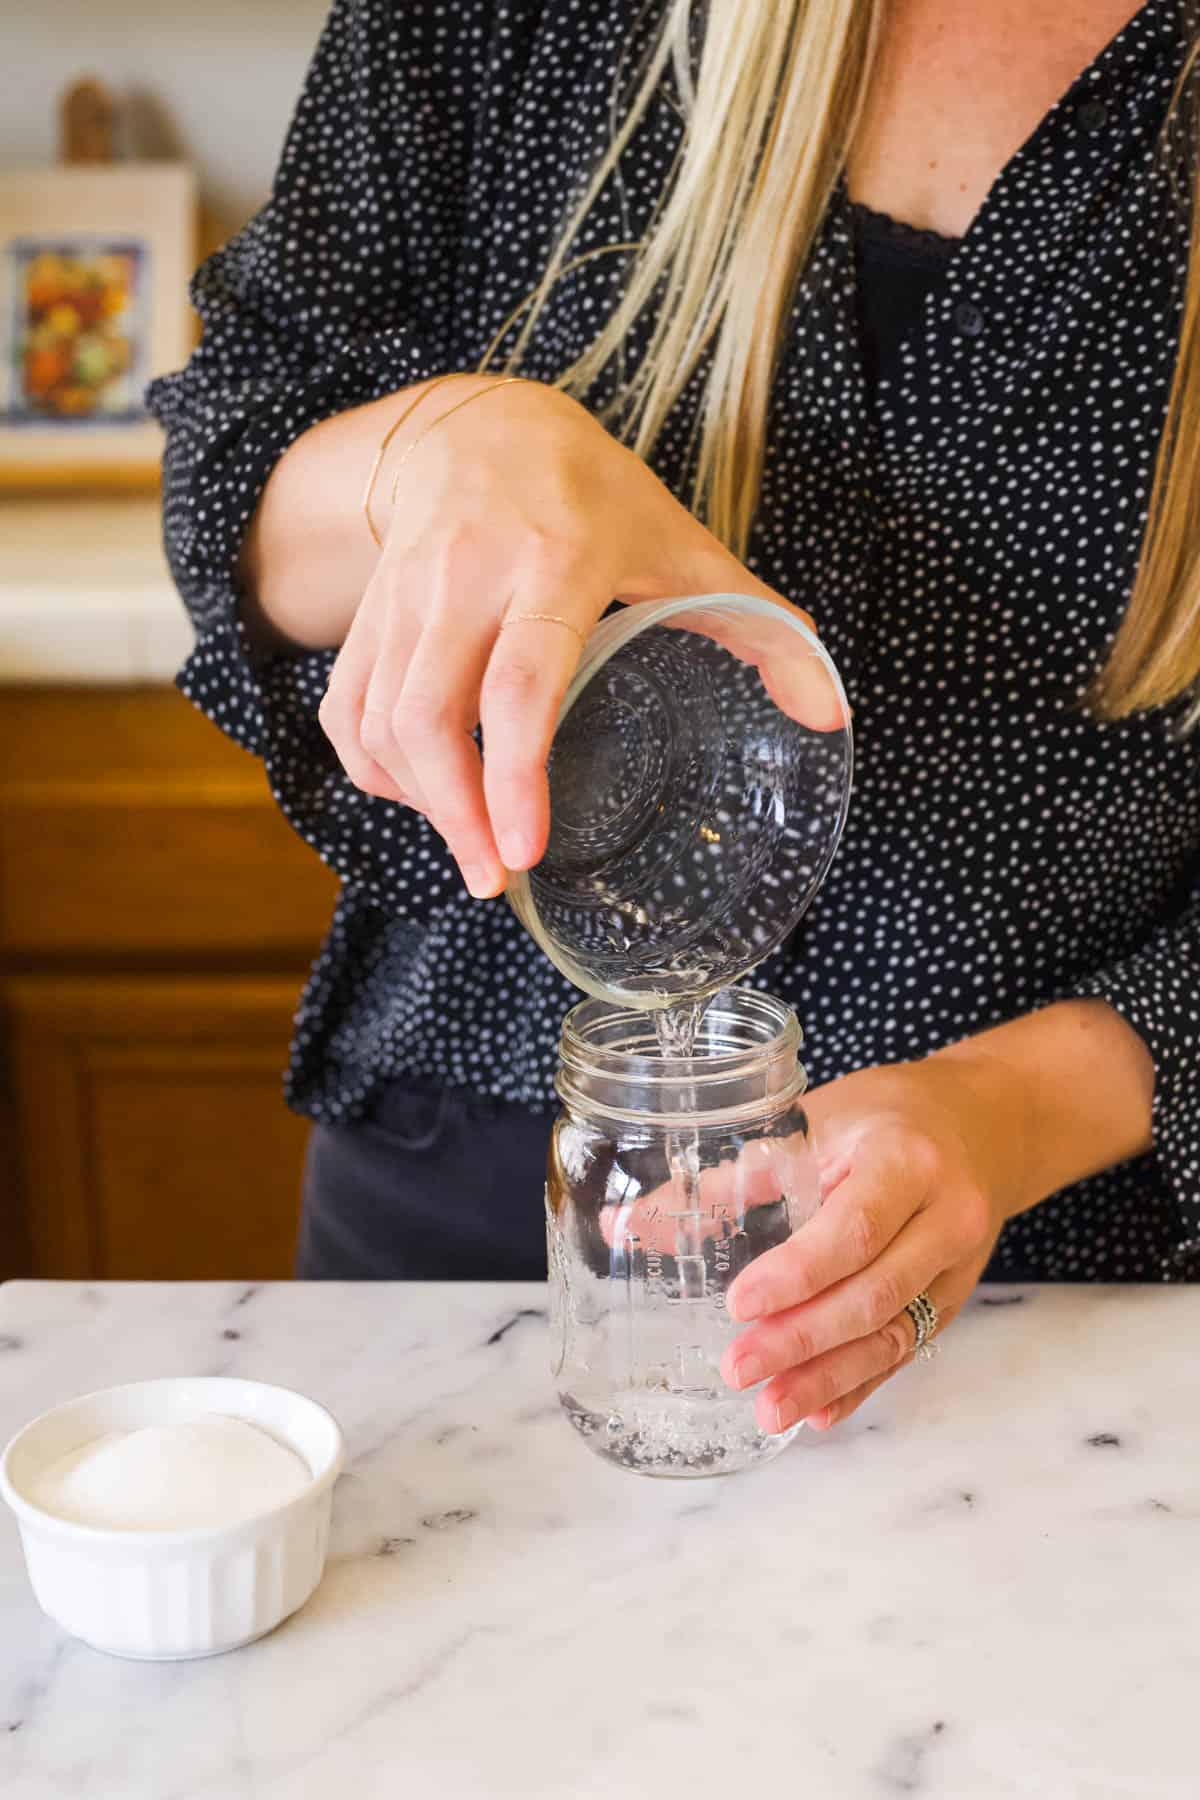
[152,0,1200,1438]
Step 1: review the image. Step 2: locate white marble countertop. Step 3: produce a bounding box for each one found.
[1,1278,1195,1798]
[0,497,192,683]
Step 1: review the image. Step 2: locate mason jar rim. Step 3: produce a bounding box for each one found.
[555,988,805,1127]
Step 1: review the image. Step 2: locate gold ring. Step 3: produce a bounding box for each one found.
[500,612,588,648]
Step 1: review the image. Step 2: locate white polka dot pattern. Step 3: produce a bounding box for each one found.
[149,0,1200,1279]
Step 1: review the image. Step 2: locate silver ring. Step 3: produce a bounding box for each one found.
[903,1290,940,1362]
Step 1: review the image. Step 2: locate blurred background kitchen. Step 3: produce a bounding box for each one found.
[1,1,339,1281]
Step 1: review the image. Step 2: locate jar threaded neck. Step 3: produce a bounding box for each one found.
[556,988,805,1127]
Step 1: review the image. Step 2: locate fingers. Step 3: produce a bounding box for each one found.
[751,1306,918,1435]
[319,602,427,811]
[391,594,505,897]
[480,578,605,871]
[747,1258,968,1435]
[751,1270,954,1436]
[721,1208,945,1394]
[806,1356,914,1433]
[347,531,520,896]
[317,530,603,891]
[727,1126,940,1323]
[657,595,846,734]
[321,539,604,892]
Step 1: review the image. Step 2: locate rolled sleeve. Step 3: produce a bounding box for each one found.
[147,0,518,912]
[1064,886,1200,1263]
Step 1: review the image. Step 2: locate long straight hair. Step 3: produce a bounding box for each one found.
[495,0,1200,726]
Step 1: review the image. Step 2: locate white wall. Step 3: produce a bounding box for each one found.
[1,0,329,235]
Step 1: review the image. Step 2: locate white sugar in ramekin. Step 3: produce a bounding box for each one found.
[1,1377,344,1660]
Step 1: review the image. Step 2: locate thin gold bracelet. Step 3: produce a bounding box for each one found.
[360,372,459,549]
[387,376,526,515]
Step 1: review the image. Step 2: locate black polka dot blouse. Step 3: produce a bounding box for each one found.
[150,0,1200,1281]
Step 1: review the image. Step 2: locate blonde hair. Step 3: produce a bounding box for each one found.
[487,0,1200,726]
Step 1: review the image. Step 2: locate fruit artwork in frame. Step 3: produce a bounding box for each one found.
[0,165,196,492]
[10,239,147,425]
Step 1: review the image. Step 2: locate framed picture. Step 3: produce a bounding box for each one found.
[0,164,196,493]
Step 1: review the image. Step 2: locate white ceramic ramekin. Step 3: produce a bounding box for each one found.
[0,1376,344,1661]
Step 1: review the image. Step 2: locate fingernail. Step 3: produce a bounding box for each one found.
[806,1408,832,1431]
[497,829,537,871]
[774,1399,801,1434]
[732,1355,765,1391]
[462,863,502,899]
[729,1288,763,1323]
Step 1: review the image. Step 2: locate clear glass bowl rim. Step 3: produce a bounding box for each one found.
[506,592,854,1006]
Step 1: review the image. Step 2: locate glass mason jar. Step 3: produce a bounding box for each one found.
[547,988,819,1478]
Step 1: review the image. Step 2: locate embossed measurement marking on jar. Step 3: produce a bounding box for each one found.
[672,1207,707,1301]
[712,1228,733,1311]
[631,1200,734,1226]
[676,1343,712,1391]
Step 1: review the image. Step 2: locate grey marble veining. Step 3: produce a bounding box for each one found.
[0,1279,1196,1799]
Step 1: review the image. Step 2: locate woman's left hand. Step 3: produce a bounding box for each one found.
[721,1047,1034,1433]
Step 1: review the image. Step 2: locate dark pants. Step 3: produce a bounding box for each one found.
[296,1080,553,1280]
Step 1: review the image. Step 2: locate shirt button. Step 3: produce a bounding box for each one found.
[1078,98,1108,134]
[953,300,985,338]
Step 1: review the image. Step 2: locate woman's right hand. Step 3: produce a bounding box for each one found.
[318,373,810,897]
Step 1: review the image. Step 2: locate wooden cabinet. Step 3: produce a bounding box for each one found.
[0,687,339,1279]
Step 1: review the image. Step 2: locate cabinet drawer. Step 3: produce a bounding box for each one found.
[0,775,337,957]
[0,687,338,958]
[3,973,312,1279]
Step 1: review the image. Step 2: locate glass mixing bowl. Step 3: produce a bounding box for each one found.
[506,594,853,1005]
